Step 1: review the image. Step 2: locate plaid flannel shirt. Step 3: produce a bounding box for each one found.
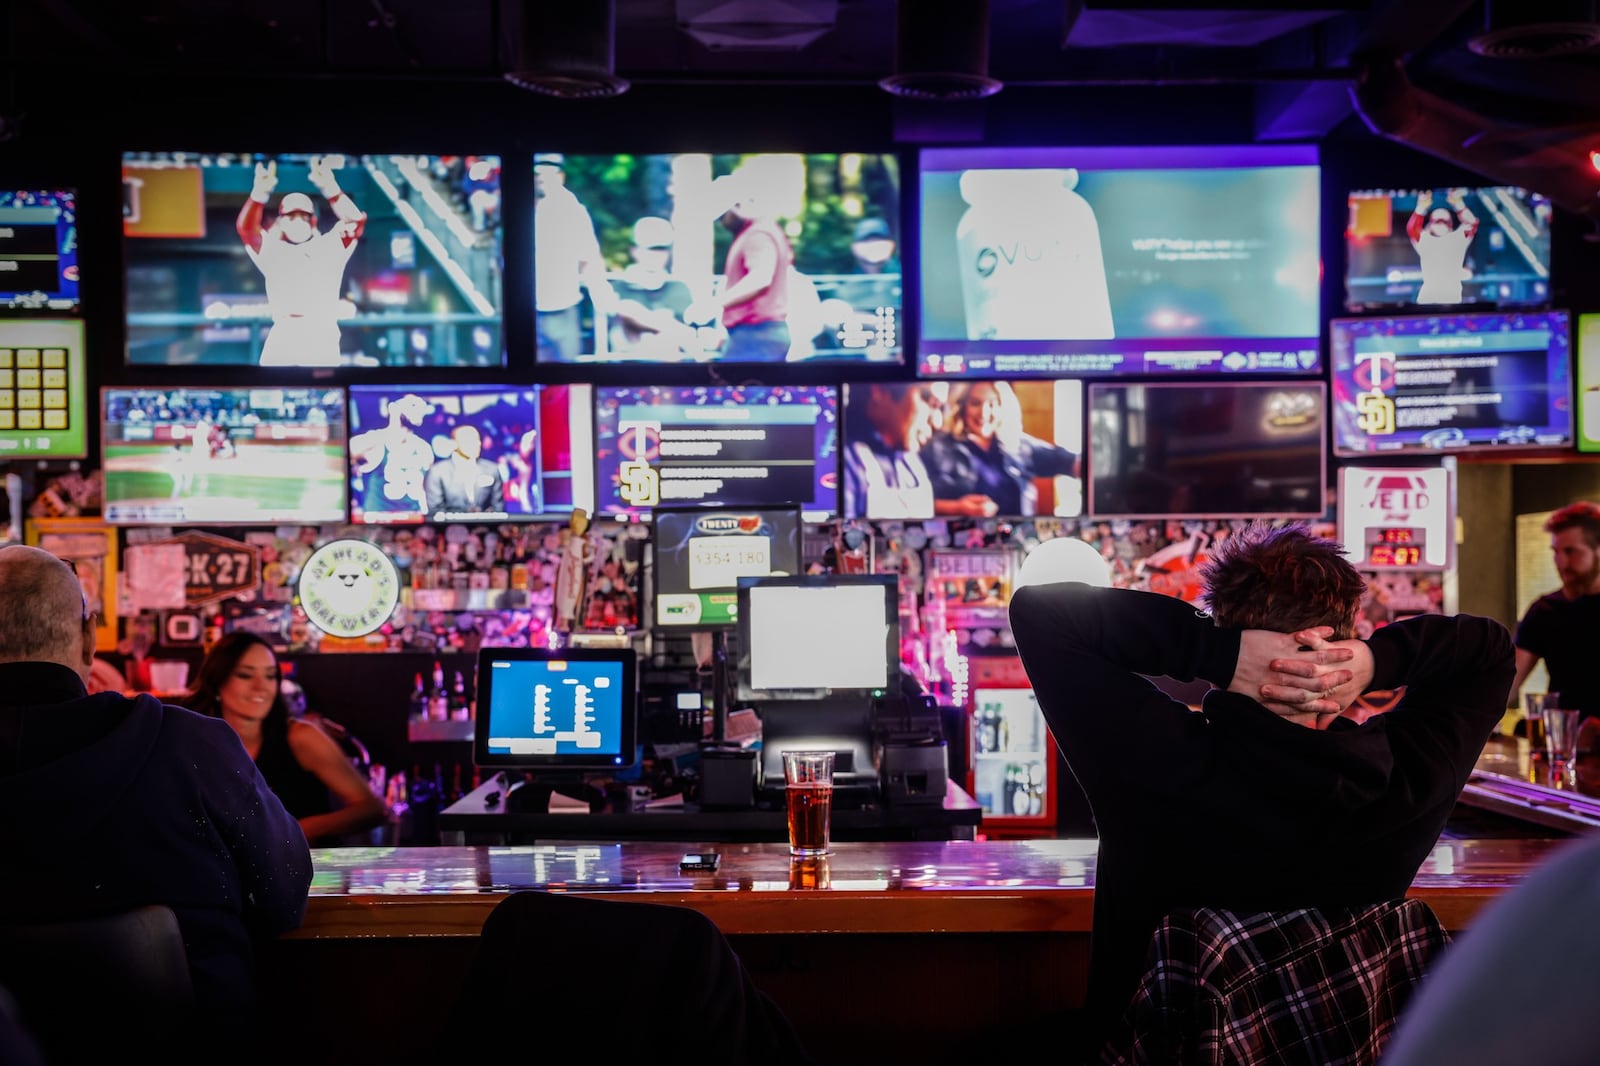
[1097,899,1451,1066]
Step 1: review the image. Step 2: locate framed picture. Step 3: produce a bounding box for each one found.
[26,516,119,651]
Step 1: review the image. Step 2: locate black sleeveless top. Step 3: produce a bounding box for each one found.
[254,719,332,822]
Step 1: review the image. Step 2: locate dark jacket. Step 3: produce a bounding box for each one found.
[1008,583,1513,1035]
[0,662,311,1018]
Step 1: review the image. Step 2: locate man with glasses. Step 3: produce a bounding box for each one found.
[0,545,311,1039]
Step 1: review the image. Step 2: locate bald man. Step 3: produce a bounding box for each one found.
[0,545,311,1037]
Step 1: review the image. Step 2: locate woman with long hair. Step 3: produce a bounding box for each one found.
[186,632,386,846]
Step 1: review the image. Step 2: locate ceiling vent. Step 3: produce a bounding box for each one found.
[879,0,1003,100]
[1468,0,1600,57]
[505,0,630,99]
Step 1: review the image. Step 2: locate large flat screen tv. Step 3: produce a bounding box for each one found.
[0,190,78,313]
[841,379,1084,520]
[533,152,901,365]
[917,145,1321,379]
[593,385,838,518]
[1345,186,1552,313]
[102,386,349,525]
[0,319,88,459]
[1329,310,1571,456]
[122,151,503,367]
[1578,313,1600,454]
[348,383,593,524]
[652,506,803,630]
[1087,381,1327,518]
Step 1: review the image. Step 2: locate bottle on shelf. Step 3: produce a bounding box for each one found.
[449,671,471,722]
[408,673,428,722]
[428,661,448,722]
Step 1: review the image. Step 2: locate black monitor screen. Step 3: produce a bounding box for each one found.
[652,507,802,629]
[736,573,898,701]
[474,647,638,771]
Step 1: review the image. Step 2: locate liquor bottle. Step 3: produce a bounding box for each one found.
[449,671,471,722]
[428,661,448,721]
[408,673,428,722]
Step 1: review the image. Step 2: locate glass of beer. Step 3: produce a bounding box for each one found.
[782,750,834,857]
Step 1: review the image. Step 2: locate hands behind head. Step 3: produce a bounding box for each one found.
[1231,626,1373,730]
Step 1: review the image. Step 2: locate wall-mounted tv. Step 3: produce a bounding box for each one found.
[1578,313,1600,454]
[1330,310,1571,456]
[1345,186,1551,313]
[103,386,349,525]
[0,319,88,459]
[122,151,503,367]
[652,506,803,629]
[593,385,838,518]
[348,384,592,524]
[841,379,1084,520]
[0,190,78,313]
[917,145,1321,379]
[1087,381,1327,518]
[533,152,901,365]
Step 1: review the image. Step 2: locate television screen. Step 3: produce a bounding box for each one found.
[102,386,349,525]
[348,384,593,523]
[593,385,838,517]
[533,152,901,365]
[841,379,1084,520]
[474,647,638,771]
[0,319,88,459]
[1330,310,1571,456]
[1087,381,1327,518]
[736,573,899,701]
[1575,314,1600,453]
[0,190,78,312]
[917,145,1321,379]
[652,506,803,629]
[122,151,503,367]
[1344,186,1552,313]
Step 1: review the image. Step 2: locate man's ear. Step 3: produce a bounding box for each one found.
[81,614,96,670]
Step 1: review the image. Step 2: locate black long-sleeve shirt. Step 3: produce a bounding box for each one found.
[1008,582,1513,1037]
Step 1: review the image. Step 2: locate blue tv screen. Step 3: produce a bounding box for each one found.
[0,190,78,313]
[917,145,1321,379]
[1330,310,1572,456]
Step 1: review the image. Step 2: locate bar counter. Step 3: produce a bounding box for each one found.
[267,837,1573,1066]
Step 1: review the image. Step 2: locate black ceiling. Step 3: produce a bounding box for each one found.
[11,0,1600,218]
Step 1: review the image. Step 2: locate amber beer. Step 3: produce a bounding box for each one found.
[782,750,834,857]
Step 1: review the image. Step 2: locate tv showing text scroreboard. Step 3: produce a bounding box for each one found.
[103,386,349,525]
[479,654,632,768]
[1345,186,1551,313]
[1088,381,1327,518]
[0,190,78,313]
[0,319,87,459]
[653,507,802,629]
[1330,310,1571,456]
[534,152,901,365]
[594,385,838,517]
[349,384,591,524]
[122,151,503,367]
[917,145,1321,379]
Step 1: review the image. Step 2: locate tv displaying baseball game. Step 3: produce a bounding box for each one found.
[122,151,503,367]
[917,145,1321,379]
[102,386,349,525]
[348,384,593,524]
[1329,310,1572,456]
[593,385,838,517]
[1345,186,1552,313]
[0,189,79,313]
[533,152,901,365]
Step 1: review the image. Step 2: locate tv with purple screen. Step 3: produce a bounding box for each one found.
[917,145,1321,379]
[1330,310,1571,456]
[1345,186,1552,313]
[841,379,1084,520]
[534,152,901,365]
[593,385,838,517]
[122,151,503,367]
[102,386,349,525]
[348,384,593,524]
[1087,381,1326,518]
[0,190,78,313]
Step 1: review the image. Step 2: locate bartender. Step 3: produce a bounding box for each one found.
[1509,502,1600,735]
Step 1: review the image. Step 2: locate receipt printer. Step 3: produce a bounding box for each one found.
[880,738,948,806]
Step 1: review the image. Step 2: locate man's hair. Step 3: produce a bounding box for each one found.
[1199,524,1366,637]
[0,546,86,663]
[1544,501,1600,548]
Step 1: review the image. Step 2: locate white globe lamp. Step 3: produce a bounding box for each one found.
[1016,536,1113,590]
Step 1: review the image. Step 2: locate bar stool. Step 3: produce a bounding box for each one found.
[1096,898,1450,1066]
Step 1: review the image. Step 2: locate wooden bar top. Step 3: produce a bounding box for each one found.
[294,835,1573,940]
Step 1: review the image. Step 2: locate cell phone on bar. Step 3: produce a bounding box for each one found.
[680,853,720,871]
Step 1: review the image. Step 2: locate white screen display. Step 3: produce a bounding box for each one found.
[746,584,890,692]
